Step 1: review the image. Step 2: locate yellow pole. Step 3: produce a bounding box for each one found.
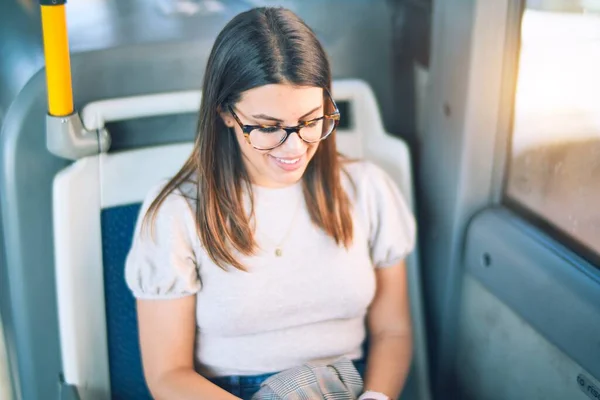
[40,1,74,116]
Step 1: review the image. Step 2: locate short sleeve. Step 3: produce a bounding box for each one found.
[125,184,202,299]
[365,163,416,268]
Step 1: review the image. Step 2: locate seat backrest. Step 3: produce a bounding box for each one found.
[52,79,424,399]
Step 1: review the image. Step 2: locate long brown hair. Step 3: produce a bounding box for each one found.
[145,7,353,270]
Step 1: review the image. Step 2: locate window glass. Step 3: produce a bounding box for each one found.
[505,0,600,256]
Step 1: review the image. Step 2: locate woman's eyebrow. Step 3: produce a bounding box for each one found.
[251,105,322,123]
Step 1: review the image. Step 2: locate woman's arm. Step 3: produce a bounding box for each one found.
[363,260,413,399]
[137,296,241,400]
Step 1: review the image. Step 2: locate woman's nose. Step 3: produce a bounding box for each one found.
[280,131,305,152]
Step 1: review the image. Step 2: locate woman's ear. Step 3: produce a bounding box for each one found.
[217,105,235,128]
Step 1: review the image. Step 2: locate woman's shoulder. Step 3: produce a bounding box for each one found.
[141,175,199,220]
[127,176,202,299]
[341,159,416,267]
[340,159,391,192]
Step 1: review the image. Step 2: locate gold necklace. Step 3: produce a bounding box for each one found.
[257,197,302,257]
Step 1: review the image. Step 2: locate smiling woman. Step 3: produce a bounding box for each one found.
[124,6,416,400]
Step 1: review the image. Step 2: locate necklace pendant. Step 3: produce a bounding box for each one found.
[275,248,283,257]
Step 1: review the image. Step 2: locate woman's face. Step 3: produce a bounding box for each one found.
[223,84,325,188]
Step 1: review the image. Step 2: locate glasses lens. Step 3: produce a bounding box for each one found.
[300,117,336,143]
[249,127,287,149]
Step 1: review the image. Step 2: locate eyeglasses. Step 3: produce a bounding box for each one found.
[227,89,340,150]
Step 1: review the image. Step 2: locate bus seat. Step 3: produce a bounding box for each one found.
[52,79,428,399]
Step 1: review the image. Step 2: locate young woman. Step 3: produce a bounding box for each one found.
[125,6,415,400]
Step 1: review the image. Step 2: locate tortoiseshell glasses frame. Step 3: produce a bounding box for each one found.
[227,89,341,150]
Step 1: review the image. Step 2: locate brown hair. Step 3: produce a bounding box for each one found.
[144,7,353,270]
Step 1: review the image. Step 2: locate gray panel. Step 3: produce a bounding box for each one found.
[464,208,600,381]
[0,73,69,400]
[0,0,44,120]
[456,274,600,400]
[418,4,475,381]
[418,0,522,395]
[388,0,432,145]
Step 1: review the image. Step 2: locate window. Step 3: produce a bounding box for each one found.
[505,0,600,258]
